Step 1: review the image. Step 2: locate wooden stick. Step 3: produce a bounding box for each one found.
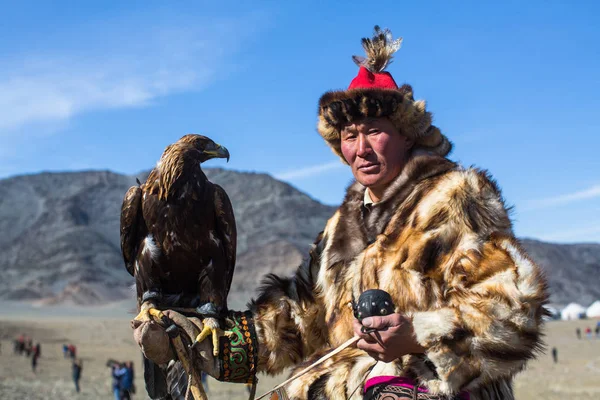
[256,336,360,400]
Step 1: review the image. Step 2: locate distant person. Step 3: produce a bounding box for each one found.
[18,335,25,355]
[16,335,24,355]
[111,362,124,400]
[68,344,77,359]
[551,347,558,363]
[127,361,136,395]
[586,327,592,338]
[595,324,600,338]
[31,343,41,372]
[62,344,69,358]
[576,327,581,339]
[72,358,83,393]
[25,337,33,357]
[119,362,134,400]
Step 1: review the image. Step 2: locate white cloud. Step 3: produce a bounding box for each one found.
[523,184,600,210]
[274,161,345,180]
[0,17,256,135]
[0,68,196,132]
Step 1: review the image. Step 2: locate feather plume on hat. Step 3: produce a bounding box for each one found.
[352,25,403,73]
[316,26,452,163]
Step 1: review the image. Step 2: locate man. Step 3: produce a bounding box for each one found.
[112,362,127,400]
[31,343,41,373]
[118,362,134,400]
[72,358,82,393]
[150,26,548,400]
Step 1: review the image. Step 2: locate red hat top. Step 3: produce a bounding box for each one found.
[348,66,398,90]
[347,26,402,90]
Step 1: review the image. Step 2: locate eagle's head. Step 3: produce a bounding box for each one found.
[153,134,230,200]
[178,134,230,163]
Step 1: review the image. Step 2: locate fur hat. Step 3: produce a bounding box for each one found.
[317,26,452,163]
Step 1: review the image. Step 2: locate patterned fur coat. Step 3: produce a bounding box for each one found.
[249,153,548,400]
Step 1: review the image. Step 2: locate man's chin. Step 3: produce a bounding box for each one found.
[356,175,383,188]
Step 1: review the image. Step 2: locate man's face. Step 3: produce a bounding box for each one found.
[340,117,413,193]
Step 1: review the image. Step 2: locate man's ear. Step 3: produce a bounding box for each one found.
[406,138,415,149]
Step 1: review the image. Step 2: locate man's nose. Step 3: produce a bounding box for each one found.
[356,134,371,158]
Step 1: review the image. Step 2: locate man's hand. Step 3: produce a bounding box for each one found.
[353,314,425,363]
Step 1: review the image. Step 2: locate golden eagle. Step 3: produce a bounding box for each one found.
[120,134,236,398]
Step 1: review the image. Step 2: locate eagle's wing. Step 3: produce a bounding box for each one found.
[120,185,143,276]
[213,184,237,295]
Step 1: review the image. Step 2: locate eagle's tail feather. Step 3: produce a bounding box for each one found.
[166,359,189,400]
[144,356,169,399]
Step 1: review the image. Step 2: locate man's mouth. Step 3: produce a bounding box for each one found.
[358,163,380,172]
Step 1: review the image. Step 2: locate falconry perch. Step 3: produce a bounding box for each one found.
[120,134,236,398]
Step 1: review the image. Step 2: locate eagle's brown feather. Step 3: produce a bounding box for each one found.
[120,134,234,399]
[213,184,237,296]
[120,185,143,276]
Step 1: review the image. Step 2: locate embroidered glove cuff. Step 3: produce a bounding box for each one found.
[218,310,258,384]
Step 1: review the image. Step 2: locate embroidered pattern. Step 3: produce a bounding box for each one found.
[218,311,258,384]
[364,384,468,400]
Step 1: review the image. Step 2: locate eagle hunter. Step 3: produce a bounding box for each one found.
[120,134,236,398]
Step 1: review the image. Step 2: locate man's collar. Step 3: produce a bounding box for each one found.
[364,189,375,208]
[351,152,457,208]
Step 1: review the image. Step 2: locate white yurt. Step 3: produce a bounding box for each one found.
[586,301,600,318]
[561,302,587,320]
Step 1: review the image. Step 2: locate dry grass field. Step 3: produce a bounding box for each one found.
[1,305,598,399]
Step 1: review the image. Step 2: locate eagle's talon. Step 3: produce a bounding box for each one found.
[133,302,165,324]
[133,309,151,322]
[211,328,224,357]
[191,322,230,357]
[148,308,166,320]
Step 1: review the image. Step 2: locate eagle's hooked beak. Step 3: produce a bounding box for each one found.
[204,143,230,163]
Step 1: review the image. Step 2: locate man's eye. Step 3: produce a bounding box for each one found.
[344,135,357,141]
[368,129,380,134]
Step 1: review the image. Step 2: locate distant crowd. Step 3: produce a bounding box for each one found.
[62,343,78,359]
[575,322,600,339]
[13,334,42,372]
[10,336,136,397]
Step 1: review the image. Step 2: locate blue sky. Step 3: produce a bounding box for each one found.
[1,1,599,243]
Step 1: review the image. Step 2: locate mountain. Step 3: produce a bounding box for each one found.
[520,239,600,306]
[0,169,598,308]
[0,169,335,309]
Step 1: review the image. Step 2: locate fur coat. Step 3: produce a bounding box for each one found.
[249,153,548,400]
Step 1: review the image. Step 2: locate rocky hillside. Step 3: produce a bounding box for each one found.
[0,168,335,309]
[521,239,600,306]
[0,169,598,307]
